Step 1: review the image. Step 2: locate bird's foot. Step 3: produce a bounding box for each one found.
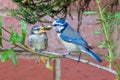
[34,49,44,54]
[78,57,81,62]
[78,53,81,62]
[39,50,44,53]
[62,51,71,58]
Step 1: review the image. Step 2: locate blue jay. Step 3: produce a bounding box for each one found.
[29,25,48,52]
[51,19,102,62]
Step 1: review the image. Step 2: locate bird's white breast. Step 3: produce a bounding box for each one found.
[57,33,80,52]
[29,34,48,51]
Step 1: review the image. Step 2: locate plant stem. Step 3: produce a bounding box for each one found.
[96,0,120,79]
[96,0,113,67]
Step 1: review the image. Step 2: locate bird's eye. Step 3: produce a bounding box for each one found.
[36,28,40,30]
[53,24,58,26]
[33,28,40,30]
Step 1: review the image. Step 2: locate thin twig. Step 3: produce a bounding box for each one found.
[2,26,11,34]
[14,43,61,58]
[0,48,28,52]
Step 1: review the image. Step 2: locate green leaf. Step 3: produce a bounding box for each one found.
[0,54,2,59]
[9,31,22,44]
[114,12,120,20]
[0,49,14,62]
[0,16,3,46]
[83,11,97,15]
[48,55,55,60]
[0,16,3,27]
[104,54,114,63]
[45,59,53,71]
[98,41,108,48]
[92,30,103,34]
[20,20,28,44]
[104,54,110,62]
[12,55,18,66]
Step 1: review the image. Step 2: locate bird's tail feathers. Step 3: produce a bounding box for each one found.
[81,47,102,62]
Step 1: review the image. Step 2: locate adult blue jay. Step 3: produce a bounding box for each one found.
[51,19,102,62]
[29,25,48,52]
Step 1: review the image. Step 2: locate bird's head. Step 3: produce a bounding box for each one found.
[31,25,46,34]
[51,19,68,33]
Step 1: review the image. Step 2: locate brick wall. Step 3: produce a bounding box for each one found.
[0,0,120,57]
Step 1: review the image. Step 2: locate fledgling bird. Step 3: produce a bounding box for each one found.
[51,19,102,62]
[29,25,48,52]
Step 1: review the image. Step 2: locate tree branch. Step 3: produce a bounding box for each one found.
[65,55,117,75]
[42,51,117,75]
[0,47,117,75]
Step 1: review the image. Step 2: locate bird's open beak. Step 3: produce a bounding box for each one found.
[39,26,52,33]
[39,27,46,33]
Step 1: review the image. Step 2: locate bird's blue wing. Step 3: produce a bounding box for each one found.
[60,33,92,49]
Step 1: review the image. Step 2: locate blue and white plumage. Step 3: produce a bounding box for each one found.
[51,19,102,62]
